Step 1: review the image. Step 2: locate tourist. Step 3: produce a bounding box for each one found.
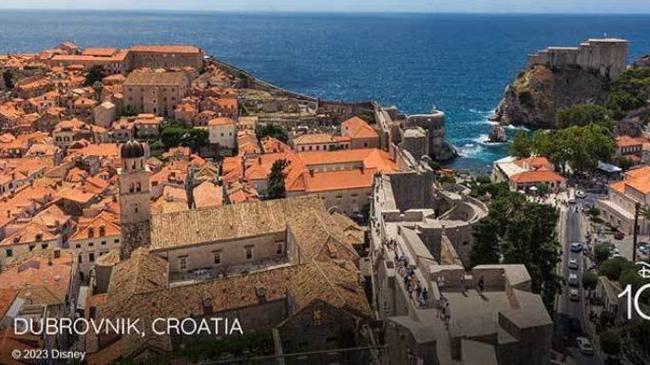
[460,275,466,294]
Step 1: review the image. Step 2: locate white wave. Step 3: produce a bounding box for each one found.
[504,124,529,131]
[457,143,485,158]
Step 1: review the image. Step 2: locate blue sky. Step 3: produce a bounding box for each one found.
[1,0,650,13]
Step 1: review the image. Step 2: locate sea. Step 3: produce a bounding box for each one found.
[1,10,650,173]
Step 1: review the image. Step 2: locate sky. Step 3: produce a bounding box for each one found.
[2,0,650,14]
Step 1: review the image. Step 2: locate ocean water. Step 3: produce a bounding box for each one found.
[1,11,650,173]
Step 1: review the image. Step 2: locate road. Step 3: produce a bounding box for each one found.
[559,203,599,365]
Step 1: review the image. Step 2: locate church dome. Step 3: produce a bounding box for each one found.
[120,140,145,159]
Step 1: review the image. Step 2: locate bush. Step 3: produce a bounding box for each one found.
[600,331,621,356]
[594,243,612,265]
[582,271,598,291]
[557,104,611,129]
[599,257,635,281]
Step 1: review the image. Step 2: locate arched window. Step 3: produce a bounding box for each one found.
[99,226,106,237]
[129,183,135,193]
[88,227,95,238]
[136,182,142,192]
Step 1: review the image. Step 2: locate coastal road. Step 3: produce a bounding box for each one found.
[559,203,599,365]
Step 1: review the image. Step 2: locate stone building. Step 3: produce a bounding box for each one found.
[598,166,650,235]
[370,171,552,365]
[375,104,456,163]
[123,72,190,117]
[118,140,151,260]
[128,44,204,70]
[526,38,629,78]
[207,117,236,150]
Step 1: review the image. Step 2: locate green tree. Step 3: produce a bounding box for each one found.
[267,159,289,200]
[600,331,621,357]
[594,243,612,265]
[2,70,14,89]
[619,263,650,306]
[470,192,562,309]
[470,217,501,267]
[582,271,598,291]
[530,124,614,177]
[557,104,611,129]
[84,65,107,87]
[257,124,288,143]
[160,124,209,151]
[599,257,636,281]
[510,130,531,158]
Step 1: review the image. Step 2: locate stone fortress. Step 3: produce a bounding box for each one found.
[375,104,457,166]
[526,38,629,78]
[370,168,553,365]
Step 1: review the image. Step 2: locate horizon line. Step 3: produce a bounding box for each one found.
[1,8,650,15]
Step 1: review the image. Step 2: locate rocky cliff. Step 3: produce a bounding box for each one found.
[492,65,609,129]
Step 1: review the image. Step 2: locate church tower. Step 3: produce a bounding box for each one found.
[118,140,151,260]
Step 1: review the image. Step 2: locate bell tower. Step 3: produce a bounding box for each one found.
[118,140,151,260]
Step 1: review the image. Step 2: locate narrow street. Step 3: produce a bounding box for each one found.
[558,202,600,365]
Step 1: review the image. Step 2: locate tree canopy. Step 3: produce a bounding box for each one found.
[556,104,611,129]
[267,159,289,200]
[510,130,531,158]
[257,124,288,143]
[160,123,209,152]
[529,123,614,176]
[2,70,14,89]
[84,65,107,87]
[470,191,562,309]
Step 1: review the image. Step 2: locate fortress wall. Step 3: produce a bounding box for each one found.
[526,39,629,78]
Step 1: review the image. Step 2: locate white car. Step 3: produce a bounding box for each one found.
[568,273,579,287]
[576,190,587,199]
[568,258,579,270]
[569,288,580,301]
[576,337,594,355]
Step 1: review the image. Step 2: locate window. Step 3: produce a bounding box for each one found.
[214,252,221,265]
[245,246,253,260]
[89,253,95,262]
[41,244,48,249]
[276,242,283,255]
[99,226,106,237]
[75,244,81,249]
[78,254,82,263]
[5,249,12,257]
[179,256,188,270]
[29,245,35,252]
[35,234,42,241]
[114,239,120,243]
[88,242,94,247]
[101,241,107,245]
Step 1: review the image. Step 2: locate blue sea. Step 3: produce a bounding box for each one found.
[1,10,650,172]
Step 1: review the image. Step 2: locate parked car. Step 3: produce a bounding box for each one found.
[568,258,580,270]
[569,288,580,301]
[576,337,594,355]
[568,273,579,287]
[570,242,583,253]
[614,231,625,240]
